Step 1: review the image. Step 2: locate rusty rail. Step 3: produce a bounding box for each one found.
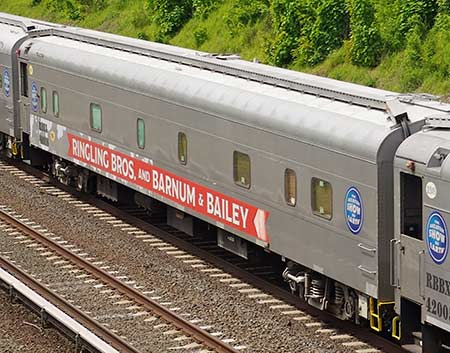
[0,207,240,353]
[0,256,138,353]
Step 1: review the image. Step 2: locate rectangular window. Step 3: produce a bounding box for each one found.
[178,132,187,164]
[285,168,297,206]
[400,172,423,239]
[312,178,332,220]
[234,151,251,188]
[90,103,102,132]
[40,87,47,114]
[137,118,145,149]
[53,91,59,117]
[20,63,28,97]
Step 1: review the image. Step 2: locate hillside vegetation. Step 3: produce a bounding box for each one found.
[2,0,450,95]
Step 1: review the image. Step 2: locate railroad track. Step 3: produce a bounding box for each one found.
[0,204,240,353]
[0,157,406,353]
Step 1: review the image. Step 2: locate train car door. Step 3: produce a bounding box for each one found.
[19,61,30,136]
[398,172,424,304]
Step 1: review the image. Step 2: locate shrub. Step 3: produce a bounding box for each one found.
[192,0,221,19]
[347,0,383,67]
[147,0,193,39]
[226,0,269,38]
[193,27,208,47]
[295,0,349,66]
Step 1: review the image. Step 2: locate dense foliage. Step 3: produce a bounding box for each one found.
[5,0,450,94]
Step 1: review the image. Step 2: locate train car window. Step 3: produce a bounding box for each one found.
[137,118,145,149]
[0,74,2,89]
[234,151,251,189]
[53,91,59,117]
[90,103,102,132]
[20,63,28,97]
[400,172,422,239]
[285,168,297,206]
[40,87,47,114]
[178,132,187,165]
[312,178,332,220]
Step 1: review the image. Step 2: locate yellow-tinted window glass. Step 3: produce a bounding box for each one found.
[40,87,47,113]
[178,132,187,164]
[234,151,251,188]
[285,169,297,206]
[312,178,332,219]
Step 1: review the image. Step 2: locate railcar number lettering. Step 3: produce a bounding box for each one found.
[426,297,450,321]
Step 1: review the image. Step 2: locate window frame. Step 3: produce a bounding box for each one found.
[284,168,297,207]
[233,151,251,189]
[90,103,102,132]
[178,132,187,165]
[52,90,60,118]
[40,87,47,114]
[137,118,145,149]
[311,177,333,220]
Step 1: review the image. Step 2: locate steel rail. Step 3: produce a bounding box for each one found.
[1,157,406,353]
[0,208,240,353]
[0,256,138,353]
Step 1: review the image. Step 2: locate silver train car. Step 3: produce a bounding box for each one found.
[1,13,450,352]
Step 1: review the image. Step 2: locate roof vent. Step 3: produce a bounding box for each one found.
[428,148,450,168]
[424,114,450,129]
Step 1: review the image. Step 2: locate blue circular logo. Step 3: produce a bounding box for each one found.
[427,212,448,265]
[345,187,364,235]
[31,81,38,112]
[3,68,10,97]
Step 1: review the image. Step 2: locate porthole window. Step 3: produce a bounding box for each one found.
[178,132,187,164]
[52,91,59,117]
[234,151,251,188]
[90,103,102,132]
[40,87,47,114]
[285,168,297,206]
[312,178,332,220]
[137,118,145,149]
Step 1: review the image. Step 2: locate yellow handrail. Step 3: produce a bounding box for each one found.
[369,297,395,332]
[392,316,401,340]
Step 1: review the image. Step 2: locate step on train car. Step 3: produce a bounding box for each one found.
[1,12,450,352]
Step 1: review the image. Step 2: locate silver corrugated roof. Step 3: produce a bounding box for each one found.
[24,33,447,162]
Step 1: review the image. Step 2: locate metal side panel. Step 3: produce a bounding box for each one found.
[423,205,450,331]
[399,234,424,304]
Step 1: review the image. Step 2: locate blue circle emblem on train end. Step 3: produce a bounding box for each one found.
[345,187,364,235]
[427,211,449,265]
[31,81,39,112]
[3,68,10,97]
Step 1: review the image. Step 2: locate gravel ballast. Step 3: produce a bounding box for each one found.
[0,291,73,353]
[0,164,374,353]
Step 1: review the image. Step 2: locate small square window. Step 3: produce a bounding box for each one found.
[234,151,251,188]
[178,132,187,164]
[40,87,47,114]
[137,118,145,149]
[90,103,102,132]
[312,178,332,220]
[285,169,297,206]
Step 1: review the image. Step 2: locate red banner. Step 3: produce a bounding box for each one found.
[68,134,269,243]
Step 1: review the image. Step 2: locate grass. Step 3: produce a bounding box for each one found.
[1,1,449,96]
